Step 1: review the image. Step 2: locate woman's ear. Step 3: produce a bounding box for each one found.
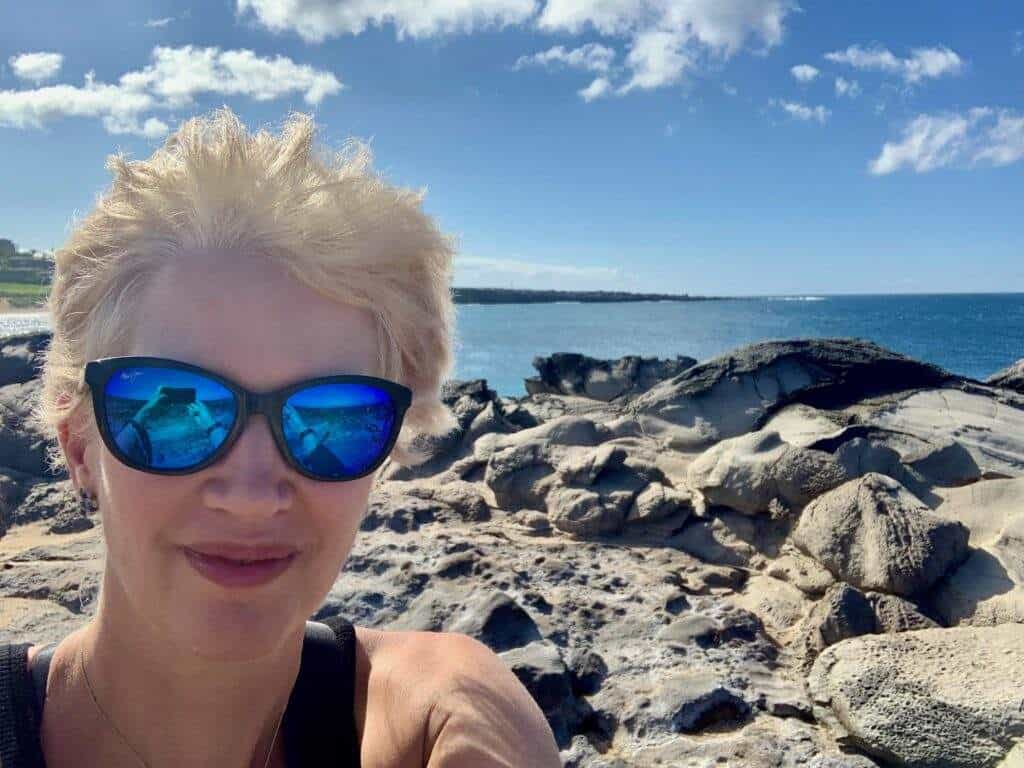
[57,416,95,490]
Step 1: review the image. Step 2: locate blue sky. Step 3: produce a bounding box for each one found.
[1,1,1022,296]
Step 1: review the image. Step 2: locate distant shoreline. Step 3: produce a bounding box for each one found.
[451,287,731,304]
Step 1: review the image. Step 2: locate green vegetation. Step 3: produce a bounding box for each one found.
[0,239,53,310]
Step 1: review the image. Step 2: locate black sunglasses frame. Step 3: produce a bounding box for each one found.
[83,356,413,482]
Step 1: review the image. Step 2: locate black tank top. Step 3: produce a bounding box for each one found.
[0,616,362,767]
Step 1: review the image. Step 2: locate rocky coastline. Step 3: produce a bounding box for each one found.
[2,331,1023,767]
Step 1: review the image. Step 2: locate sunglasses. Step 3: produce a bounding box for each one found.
[84,356,412,482]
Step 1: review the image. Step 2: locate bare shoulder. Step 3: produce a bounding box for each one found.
[358,628,560,768]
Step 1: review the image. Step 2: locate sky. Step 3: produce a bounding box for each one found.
[1,1,1022,296]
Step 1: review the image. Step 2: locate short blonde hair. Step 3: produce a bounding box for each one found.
[30,105,459,474]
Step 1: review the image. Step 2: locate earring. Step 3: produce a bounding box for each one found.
[78,488,99,514]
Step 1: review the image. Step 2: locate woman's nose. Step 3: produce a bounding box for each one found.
[200,414,295,516]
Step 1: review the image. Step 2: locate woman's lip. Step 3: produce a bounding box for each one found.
[184,543,299,560]
[182,547,298,588]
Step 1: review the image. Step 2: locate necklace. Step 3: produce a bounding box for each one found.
[77,643,285,768]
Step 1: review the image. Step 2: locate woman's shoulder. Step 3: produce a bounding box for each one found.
[355,626,560,767]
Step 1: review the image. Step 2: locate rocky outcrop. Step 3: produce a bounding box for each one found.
[808,624,1024,768]
[792,473,970,597]
[526,352,697,401]
[985,357,1024,393]
[628,338,956,451]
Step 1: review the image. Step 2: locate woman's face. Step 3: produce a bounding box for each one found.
[64,248,384,659]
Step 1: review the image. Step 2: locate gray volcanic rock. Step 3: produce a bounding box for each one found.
[526,352,697,401]
[792,473,970,597]
[808,623,1024,768]
[928,477,1024,625]
[499,640,590,749]
[985,357,1024,393]
[799,583,876,665]
[0,331,50,387]
[686,429,848,515]
[864,592,940,633]
[0,379,55,478]
[629,338,955,451]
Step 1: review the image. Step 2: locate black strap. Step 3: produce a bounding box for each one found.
[0,642,46,768]
[29,646,55,725]
[2,618,361,768]
[283,617,362,765]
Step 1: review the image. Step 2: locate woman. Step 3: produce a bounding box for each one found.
[3,107,561,767]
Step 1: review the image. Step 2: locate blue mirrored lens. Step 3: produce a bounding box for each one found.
[103,366,237,470]
[282,382,397,479]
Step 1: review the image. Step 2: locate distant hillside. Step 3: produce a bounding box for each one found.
[451,287,729,304]
[0,240,52,310]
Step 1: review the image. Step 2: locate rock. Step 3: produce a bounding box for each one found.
[865,592,940,633]
[7,481,79,528]
[792,473,970,597]
[686,429,848,516]
[557,444,627,486]
[526,352,696,401]
[928,477,1024,626]
[807,623,1024,768]
[766,551,836,597]
[498,640,587,748]
[799,583,876,665]
[732,573,810,632]
[447,590,543,653]
[865,386,1024,478]
[483,440,557,512]
[985,357,1024,393]
[401,481,491,522]
[546,486,624,538]
[901,437,981,487]
[0,332,50,387]
[625,482,693,525]
[807,755,880,768]
[650,671,751,733]
[360,491,452,533]
[629,338,954,451]
[0,380,57,478]
[565,647,608,696]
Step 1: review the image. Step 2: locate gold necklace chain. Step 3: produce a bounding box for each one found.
[76,643,285,768]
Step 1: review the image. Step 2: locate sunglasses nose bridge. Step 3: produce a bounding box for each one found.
[246,391,278,420]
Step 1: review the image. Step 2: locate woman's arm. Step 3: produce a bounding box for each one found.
[422,635,561,768]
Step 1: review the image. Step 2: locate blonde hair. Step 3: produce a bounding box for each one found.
[29,105,459,474]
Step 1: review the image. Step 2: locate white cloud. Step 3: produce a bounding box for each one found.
[578,76,612,101]
[664,121,678,137]
[118,45,342,107]
[1014,30,1023,56]
[825,44,963,84]
[145,16,175,28]
[617,28,693,93]
[773,98,829,123]
[8,52,64,84]
[236,0,539,42]
[870,108,1024,174]
[790,64,819,82]
[513,43,615,73]
[834,76,861,98]
[0,46,343,137]
[723,82,738,96]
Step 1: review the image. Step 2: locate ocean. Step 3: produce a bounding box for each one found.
[4,293,1023,398]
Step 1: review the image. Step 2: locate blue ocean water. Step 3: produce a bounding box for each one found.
[5,293,1023,398]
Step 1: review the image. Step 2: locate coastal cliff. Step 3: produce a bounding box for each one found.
[2,331,1023,767]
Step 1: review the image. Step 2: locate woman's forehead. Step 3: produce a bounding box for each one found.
[127,249,382,387]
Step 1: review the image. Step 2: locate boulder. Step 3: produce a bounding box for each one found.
[499,640,588,748]
[686,429,848,515]
[864,386,1024,478]
[985,357,1024,394]
[625,482,693,525]
[526,352,696,401]
[484,440,558,512]
[928,477,1024,626]
[799,583,876,665]
[546,486,625,538]
[808,623,1024,768]
[629,338,954,450]
[792,473,970,597]
[0,379,56,478]
[864,592,940,633]
[0,331,50,387]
